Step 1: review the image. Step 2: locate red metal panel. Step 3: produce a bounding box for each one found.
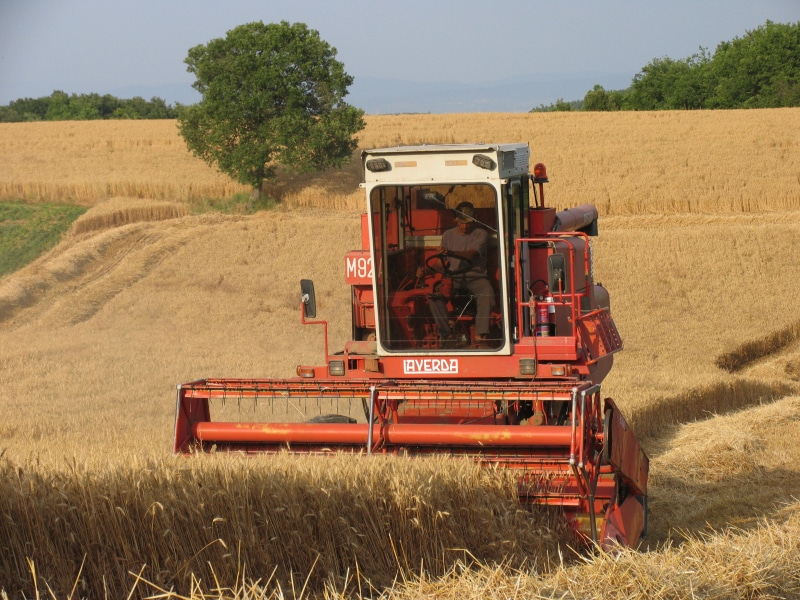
[173,389,209,454]
[528,207,557,234]
[601,495,646,549]
[353,286,375,328]
[515,336,580,360]
[605,398,649,495]
[378,355,529,379]
[409,209,447,235]
[345,250,373,285]
[576,308,623,363]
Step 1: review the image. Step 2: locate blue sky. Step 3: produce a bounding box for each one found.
[1,0,798,112]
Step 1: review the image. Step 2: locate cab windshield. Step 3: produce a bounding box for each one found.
[369,183,503,352]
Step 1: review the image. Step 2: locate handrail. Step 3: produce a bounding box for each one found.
[514,232,591,340]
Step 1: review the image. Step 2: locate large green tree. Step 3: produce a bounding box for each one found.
[177,21,365,196]
[708,20,800,108]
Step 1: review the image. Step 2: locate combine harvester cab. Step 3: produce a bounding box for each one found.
[175,144,649,549]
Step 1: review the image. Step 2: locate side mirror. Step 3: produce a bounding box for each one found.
[300,279,317,319]
[548,254,568,293]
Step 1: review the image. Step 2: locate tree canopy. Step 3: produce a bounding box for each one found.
[708,20,800,108]
[626,49,713,110]
[177,21,365,193]
[0,91,177,122]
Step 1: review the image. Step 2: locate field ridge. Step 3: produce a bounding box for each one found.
[0,216,200,327]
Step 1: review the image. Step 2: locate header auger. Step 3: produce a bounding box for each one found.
[174,143,649,549]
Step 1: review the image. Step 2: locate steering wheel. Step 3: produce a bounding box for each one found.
[425,251,474,277]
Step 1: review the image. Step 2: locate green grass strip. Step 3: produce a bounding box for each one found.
[0,201,88,278]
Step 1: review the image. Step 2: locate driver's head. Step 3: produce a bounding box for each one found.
[455,202,475,234]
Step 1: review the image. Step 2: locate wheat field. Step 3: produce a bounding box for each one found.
[1,111,800,598]
[2,110,799,213]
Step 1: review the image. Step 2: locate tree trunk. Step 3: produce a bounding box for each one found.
[247,186,262,212]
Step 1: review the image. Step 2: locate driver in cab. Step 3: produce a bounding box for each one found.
[418,202,495,345]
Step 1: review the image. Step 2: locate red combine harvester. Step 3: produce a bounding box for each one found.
[174,143,649,549]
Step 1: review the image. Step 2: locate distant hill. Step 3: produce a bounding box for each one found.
[348,72,632,113]
[108,72,633,114]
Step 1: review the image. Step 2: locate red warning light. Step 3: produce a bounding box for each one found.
[533,162,548,183]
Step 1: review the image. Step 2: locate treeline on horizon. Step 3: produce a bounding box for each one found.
[536,20,800,112]
[0,90,178,122]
